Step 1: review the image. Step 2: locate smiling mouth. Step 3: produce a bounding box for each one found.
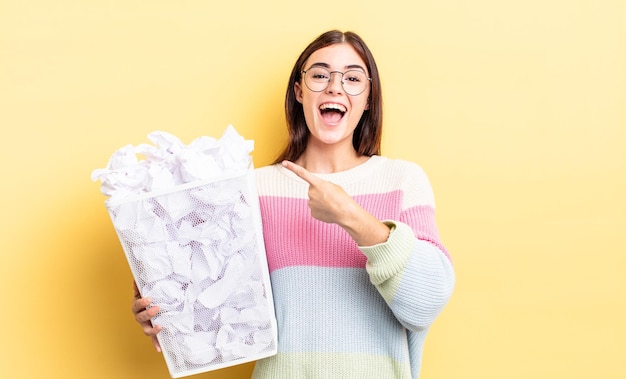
[319,103,346,124]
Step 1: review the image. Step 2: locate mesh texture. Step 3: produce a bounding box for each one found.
[106,169,277,377]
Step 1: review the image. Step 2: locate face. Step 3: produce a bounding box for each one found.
[295,43,370,150]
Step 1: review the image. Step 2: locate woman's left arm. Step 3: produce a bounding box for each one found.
[359,221,455,331]
[282,159,455,330]
[359,162,455,331]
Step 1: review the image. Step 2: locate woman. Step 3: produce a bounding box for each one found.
[133,30,455,378]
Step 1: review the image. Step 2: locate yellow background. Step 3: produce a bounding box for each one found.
[1,1,624,378]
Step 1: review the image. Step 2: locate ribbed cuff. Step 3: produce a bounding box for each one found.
[359,221,415,285]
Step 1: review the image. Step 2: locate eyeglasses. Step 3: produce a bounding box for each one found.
[301,67,371,96]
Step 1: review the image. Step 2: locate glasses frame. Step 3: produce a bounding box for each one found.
[300,68,372,96]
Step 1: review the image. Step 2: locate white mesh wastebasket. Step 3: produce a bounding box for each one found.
[105,166,277,378]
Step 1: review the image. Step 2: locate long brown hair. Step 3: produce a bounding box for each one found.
[273,30,383,164]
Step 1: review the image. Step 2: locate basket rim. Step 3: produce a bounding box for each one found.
[104,165,251,208]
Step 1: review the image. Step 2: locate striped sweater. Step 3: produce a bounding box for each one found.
[251,155,454,379]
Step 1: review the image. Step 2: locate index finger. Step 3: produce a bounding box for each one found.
[281,160,319,186]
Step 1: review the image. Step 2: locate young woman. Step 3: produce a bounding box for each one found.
[133,30,455,378]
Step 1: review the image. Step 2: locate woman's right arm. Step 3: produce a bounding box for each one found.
[132,281,163,352]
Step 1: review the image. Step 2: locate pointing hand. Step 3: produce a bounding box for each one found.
[281,160,354,225]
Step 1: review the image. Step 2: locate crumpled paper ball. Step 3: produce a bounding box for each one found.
[91,125,254,203]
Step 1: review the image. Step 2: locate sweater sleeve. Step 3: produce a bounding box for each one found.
[358,161,455,331]
[359,222,454,331]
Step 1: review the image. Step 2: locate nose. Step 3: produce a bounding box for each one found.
[326,71,344,94]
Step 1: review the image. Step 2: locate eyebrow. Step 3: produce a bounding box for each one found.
[307,62,367,73]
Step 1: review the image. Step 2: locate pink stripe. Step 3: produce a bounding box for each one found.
[400,205,451,260]
[260,196,367,272]
[259,192,450,272]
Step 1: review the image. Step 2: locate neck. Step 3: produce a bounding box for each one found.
[295,143,368,174]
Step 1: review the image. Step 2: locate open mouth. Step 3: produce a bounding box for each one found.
[319,103,346,124]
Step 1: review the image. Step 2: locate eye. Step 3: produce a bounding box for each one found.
[345,71,364,82]
[306,67,330,82]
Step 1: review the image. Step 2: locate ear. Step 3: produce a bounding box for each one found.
[294,81,303,104]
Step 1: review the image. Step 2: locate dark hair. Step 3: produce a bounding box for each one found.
[273,30,383,164]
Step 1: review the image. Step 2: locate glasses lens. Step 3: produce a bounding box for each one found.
[303,68,369,95]
[342,70,368,96]
[304,67,330,92]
